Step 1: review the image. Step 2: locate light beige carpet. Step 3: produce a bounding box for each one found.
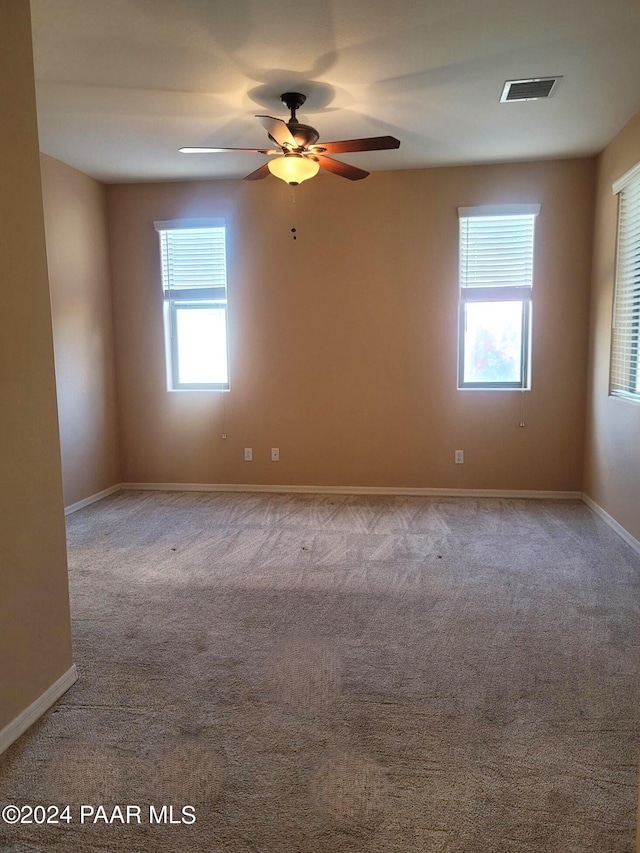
[1,491,639,852]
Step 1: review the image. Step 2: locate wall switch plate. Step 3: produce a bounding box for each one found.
[244,448,253,461]
[271,448,280,461]
[455,450,464,464]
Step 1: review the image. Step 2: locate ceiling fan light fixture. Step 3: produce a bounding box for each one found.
[268,153,319,185]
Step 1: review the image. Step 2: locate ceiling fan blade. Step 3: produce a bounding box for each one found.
[179,147,275,154]
[312,135,401,155]
[243,163,271,181]
[255,115,296,148]
[316,155,369,181]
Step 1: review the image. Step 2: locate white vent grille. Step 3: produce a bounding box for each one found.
[500,77,561,102]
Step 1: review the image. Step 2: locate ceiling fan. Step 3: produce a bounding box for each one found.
[179,92,401,186]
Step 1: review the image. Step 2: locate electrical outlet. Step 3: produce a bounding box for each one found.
[271,448,280,461]
[244,447,253,461]
[454,450,464,464]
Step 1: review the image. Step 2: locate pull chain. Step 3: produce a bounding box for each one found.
[221,393,227,440]
[291,186,297,240]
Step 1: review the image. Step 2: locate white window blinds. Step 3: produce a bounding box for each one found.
[154,219,227,300]
[458,204,539,300]
[611,165,640,398]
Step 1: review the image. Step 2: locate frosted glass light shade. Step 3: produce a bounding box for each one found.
[268,154,319,185]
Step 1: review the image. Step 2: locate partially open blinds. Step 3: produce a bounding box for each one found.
[611,166,640,398]
[154,219,227,301]
[458,204,539,303]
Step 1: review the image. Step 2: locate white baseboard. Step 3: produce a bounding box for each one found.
[121,482,581,500]
[581,494,640,556]
[65,484,121,515]
[0,665,78,755]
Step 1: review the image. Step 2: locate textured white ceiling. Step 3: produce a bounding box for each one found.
[30,0,640,183]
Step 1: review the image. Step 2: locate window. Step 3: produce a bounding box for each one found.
[457,204,539,389]
[154,219,229,390]
[611,164,640,401]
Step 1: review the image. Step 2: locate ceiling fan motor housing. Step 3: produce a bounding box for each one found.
[279,92,319,148]
[287,121,319,147]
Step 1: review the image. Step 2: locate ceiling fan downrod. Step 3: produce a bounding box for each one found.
[281,92,306,122]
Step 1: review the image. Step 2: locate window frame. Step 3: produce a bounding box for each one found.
[167,300,229,391]
[154,218,230,392]
[457,298,531,390]
[610,163,640,403]
[457,204,540,390]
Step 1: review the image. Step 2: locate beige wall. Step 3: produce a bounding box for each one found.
[108,158,595,491]
[584,111,640,543]
[41,155,120,508]
[0,0,72,731]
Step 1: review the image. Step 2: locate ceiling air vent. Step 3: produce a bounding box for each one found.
[500,77,561,102]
